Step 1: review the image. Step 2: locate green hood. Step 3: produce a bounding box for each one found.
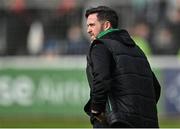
[97,28,120,39]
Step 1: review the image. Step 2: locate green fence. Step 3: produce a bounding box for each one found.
[0,56,180,128]
[0,57,89,117]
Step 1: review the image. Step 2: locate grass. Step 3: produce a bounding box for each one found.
[0,116,92,128]
[159,117,180,128]
[0,116,179,128]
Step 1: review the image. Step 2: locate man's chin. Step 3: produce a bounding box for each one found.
[90,37,96,42]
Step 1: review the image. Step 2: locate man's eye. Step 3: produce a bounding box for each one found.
[90,24,95,27]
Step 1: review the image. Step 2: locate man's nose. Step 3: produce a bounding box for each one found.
[87,27,91,34]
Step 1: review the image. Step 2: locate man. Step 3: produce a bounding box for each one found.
[84,6,161,128]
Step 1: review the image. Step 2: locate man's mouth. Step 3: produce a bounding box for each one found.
[89,34,93,37]
[90,35,95,39]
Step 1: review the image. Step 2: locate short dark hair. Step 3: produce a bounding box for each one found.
[85,6,119,28]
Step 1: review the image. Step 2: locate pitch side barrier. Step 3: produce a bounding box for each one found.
[0,56,179,117]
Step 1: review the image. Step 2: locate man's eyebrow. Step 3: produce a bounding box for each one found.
[87,23,95,26]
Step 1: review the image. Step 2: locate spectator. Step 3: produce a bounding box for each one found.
[66,25,89,55]
[6,0,32,55]
[131,21,152,56]
[152,25,176,55]
[170,8,180,54]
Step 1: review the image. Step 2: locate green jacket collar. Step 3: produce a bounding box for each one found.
[97,28,120,39]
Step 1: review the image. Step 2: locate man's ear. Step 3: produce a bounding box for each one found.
[103,21,112,30]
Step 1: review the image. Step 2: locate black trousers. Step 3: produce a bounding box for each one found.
[93,119,131,128]
[93,119,109,128]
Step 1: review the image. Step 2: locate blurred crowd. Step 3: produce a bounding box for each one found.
[0,0,180,57]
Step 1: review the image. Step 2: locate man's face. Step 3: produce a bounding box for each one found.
[86,13,104,41]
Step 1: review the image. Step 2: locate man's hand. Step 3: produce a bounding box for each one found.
[91,110,107,124]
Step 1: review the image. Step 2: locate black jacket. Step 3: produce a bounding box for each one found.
[84,29,161,127]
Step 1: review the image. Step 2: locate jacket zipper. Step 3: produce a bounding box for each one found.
[107,96,113,112]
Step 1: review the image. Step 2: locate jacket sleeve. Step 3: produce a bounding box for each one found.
[90,43,112,113]
[152,72,161,103]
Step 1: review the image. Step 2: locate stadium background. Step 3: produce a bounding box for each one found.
[0,0,180,127]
